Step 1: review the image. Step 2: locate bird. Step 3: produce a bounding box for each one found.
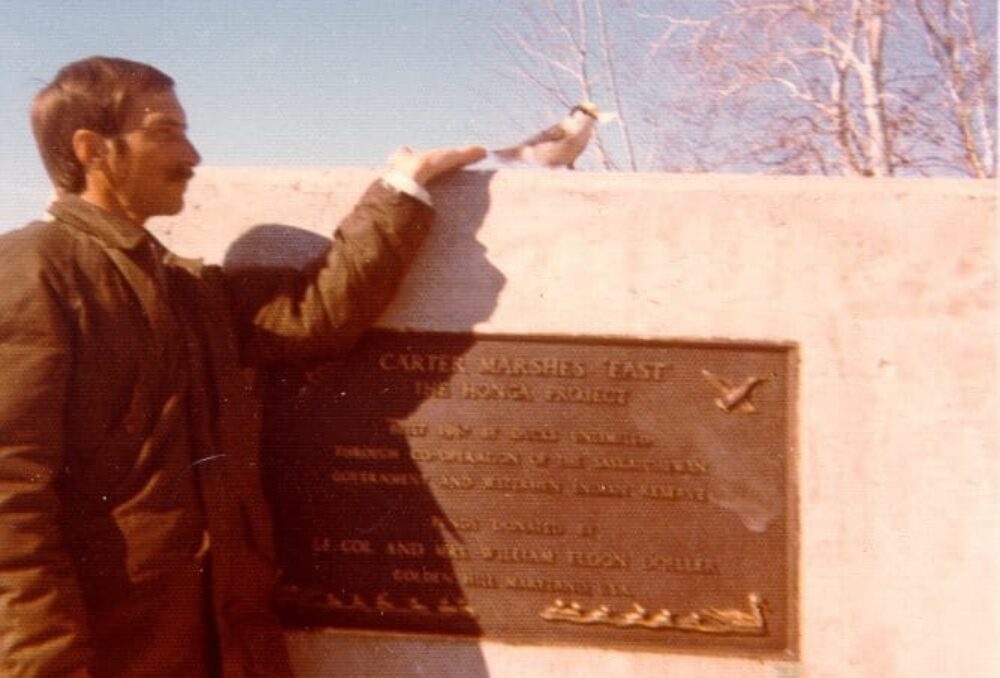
[493,102,610,169]
[701,369,769,413]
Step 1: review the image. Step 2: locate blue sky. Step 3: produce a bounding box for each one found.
[0,0,535,229]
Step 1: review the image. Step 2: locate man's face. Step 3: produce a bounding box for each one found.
[104,88,201,222]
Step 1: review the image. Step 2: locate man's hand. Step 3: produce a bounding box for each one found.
[389,145,487,186]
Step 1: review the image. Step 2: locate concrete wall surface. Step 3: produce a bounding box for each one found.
[157,169,997,678]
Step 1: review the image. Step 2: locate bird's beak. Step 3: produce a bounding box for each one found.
[597,111,619,123]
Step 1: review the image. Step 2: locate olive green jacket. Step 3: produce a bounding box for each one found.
[0,183,432,677]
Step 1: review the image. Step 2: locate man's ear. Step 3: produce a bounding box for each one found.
[71,129,111,171]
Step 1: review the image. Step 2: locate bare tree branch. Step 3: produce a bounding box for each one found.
[595,0,638,171]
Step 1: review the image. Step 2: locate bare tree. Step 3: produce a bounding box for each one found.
[642,0,905,176]
[640,0,996,176]
[912,0,996,177]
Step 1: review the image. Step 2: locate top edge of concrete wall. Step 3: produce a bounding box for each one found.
[190,167,997,198]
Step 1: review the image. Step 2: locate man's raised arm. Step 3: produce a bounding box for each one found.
[229,145,486,365]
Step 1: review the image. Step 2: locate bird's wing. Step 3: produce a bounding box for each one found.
[519,121,569,147]
[700,369,732,392]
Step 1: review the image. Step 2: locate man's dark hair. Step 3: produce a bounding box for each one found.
[31,56,175,194]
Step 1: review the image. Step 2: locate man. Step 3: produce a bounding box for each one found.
[0,56,484,677]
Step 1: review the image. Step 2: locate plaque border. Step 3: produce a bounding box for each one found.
[280,328,800,660]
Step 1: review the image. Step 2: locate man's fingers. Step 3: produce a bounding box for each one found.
[446,145,488,166]
[389,146,414,165]
[389,145,487,185]
[423,145,487,173]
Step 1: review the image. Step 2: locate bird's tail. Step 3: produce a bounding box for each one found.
[492,146,523,163]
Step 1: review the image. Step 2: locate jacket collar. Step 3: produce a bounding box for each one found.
[47,194,151,251]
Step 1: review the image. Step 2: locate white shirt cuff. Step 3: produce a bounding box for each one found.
[382,170,433,207]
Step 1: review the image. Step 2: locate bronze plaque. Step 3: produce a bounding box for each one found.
[264,331,797,656]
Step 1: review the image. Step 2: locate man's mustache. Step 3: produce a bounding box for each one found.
[169,167,195,181]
